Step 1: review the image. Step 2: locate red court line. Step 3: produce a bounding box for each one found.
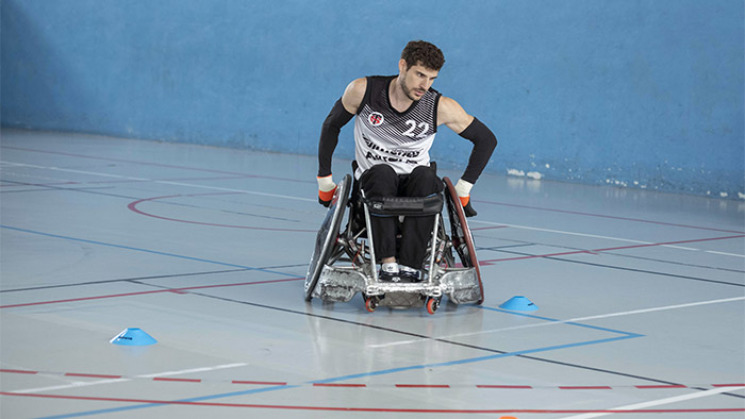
[7,144,740,236]
[0,277,304,309]
[2,369,739,390]
[127,194,317,232]
[2,145,312,184]
[2,392,744,414]
[475,200,745,234]
[0,369,38,375]
[480,234,745,265]
[0,176,257,189]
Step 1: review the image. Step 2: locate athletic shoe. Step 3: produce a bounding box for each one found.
[398,267,421,283]
[378,270,400,282]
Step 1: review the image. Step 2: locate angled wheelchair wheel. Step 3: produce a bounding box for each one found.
[304,174,352,301]
[443,177,484,304]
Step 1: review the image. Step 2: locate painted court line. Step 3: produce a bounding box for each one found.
[127,194,316,232]
[5,316,643,418]
[12,363,248,394]
[436,297,745,341]
[0,161,315,203]
[475,199,745,234]
[9,368,741,390]
[1,145,312,184]
[559,385,745,419]
[2,392,743,415]
[0,225,300,292]
[472,220,653,244]
[477,232,745,264]
[707,250,745,258]
[0,277,303,309]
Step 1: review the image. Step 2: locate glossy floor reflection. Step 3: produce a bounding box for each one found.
[1,129,744,418]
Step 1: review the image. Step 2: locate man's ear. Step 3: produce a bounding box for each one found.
[398,58,407,74]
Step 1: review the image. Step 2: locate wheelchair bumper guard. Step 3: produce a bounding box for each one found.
[312,264,482,306]
[312,265,368,302]
[437,267,482,304]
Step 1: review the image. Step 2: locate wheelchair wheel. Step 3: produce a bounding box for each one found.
[304,174,352,301]
[443,177,484,304]
[426,297,440,315]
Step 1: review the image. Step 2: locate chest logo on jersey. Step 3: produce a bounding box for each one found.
[368,112,384,127]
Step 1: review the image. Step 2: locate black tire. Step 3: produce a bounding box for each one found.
[443,177,484,304]
[304,174,352,301]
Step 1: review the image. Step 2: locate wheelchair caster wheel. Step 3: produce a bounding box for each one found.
[365,297,379,313]
[426,298,440,315]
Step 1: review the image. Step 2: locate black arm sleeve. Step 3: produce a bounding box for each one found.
[458,117,497,184]
[318,99,354,177]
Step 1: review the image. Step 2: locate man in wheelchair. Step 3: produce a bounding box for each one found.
[308,40,496,312]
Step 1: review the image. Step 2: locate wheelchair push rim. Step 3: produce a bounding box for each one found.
[443,177,484,304]
[304,174,351,301]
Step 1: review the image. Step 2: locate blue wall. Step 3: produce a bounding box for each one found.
[2,0,743,198]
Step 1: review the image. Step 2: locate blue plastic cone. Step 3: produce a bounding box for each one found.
[499,296,538,311]
[110,328,157,346]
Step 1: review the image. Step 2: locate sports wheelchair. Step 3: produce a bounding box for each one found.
[304,164,484,315]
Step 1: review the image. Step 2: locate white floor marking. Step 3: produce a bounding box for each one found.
[13,363,247,394]
[424,296,745,344]
[473,219,652,244]
[559,385,745,419]
[1,161,315,203]
[9,160,742,253]
[473,219,744,256]
[706,250,745,258]
[550,296,745,324]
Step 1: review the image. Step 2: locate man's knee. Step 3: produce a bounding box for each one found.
[407,165,442,196]
[361,164,398,197]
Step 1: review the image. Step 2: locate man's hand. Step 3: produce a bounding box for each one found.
[317,175,337,207]
[454,179,477,217]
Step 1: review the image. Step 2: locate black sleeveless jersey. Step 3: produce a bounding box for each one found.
[353,75,441,177]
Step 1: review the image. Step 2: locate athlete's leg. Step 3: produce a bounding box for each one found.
[359,164,399,262]
[399,165,443,269]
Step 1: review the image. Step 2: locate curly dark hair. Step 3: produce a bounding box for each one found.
[401,40,445,71]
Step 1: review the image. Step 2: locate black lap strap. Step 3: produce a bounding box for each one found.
[365,194,443,217]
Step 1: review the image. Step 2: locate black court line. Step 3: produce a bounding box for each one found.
[132,281,744,399]
[1,144,314,184]
[0,268,249,293]
[489,248,745,288]
[476,237,745,275]
[475,199,745,235]
[1,178,314,225]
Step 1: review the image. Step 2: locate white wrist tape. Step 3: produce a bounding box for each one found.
[317,175,336,192]
[454,179,473,197]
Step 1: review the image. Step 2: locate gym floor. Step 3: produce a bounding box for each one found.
[1,128,743,418]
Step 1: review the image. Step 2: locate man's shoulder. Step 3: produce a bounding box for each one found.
[342,78,368,114]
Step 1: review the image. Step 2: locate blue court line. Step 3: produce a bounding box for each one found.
[311,333,641,384]
[33,385,298,419]
[481,306,642,337]
[0,224,292,277]
[29,308,643,418]
[4,225,644,417]
[32,335,639,419]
